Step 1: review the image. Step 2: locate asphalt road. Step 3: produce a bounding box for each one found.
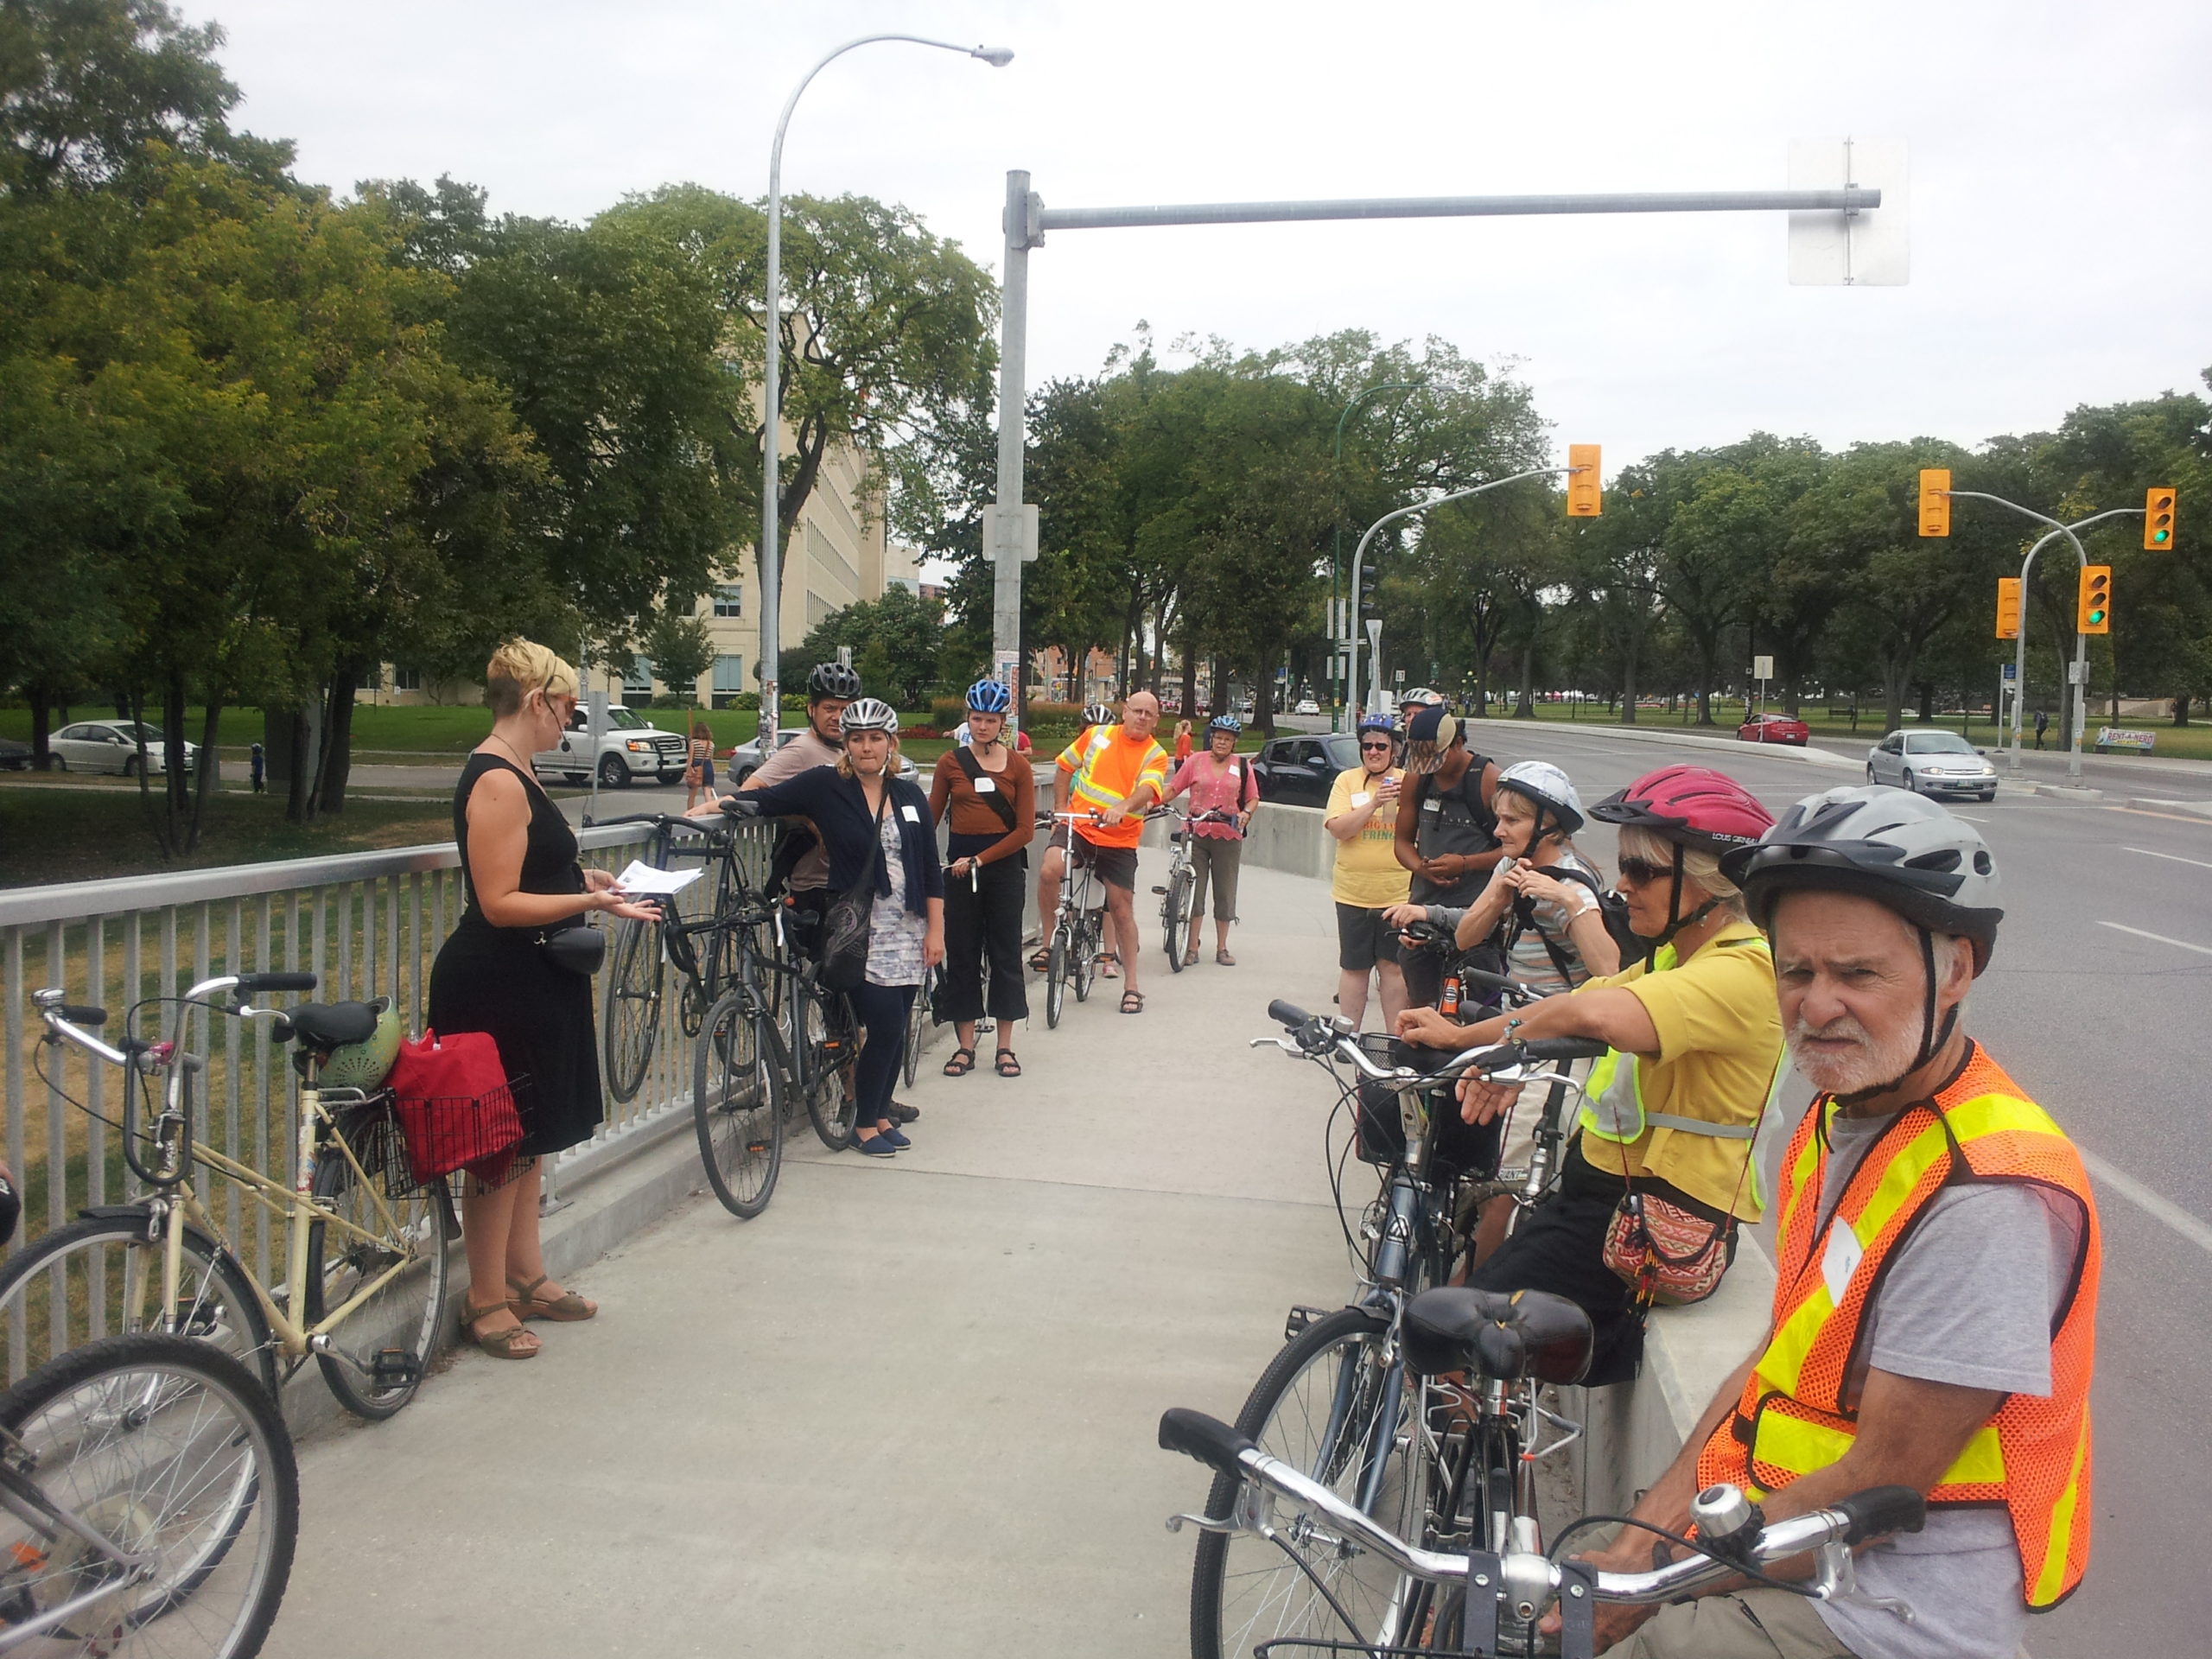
[1450,722,2209,1656]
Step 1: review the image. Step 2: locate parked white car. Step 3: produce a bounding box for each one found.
[534,706,689,789]
[1866,729,1998,802]
[1294,697,1320,715]
[48,721,198,777]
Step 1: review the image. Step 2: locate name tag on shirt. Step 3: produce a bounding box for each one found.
[1422,798,1441,813]
[900,804,921,823]
[1821,1226,1864,1305]
[1351,792,1371,809]
[975,776,996,793]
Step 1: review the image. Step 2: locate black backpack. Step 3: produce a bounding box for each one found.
[1513,865,1640,984]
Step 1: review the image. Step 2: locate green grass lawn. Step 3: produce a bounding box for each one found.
[0,787,454,889]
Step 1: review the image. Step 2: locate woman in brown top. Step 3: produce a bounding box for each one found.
[928,681,1036,1077]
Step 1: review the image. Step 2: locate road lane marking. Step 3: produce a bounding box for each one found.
[2094,920,2212,959]
[2080,1150,2212,1257]
[2123,845,2212,873]
[1952,814,1988,823]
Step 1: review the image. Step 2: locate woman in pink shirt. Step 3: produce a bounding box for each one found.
[1160,715,1259,965]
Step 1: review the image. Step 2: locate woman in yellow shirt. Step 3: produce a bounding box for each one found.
[1324,717,1411,1030]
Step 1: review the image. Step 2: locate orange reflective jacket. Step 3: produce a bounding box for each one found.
[1696,1044,2099,1610]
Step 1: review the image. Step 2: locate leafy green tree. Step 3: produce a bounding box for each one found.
[641,609,715,705]
[794,587,946,709]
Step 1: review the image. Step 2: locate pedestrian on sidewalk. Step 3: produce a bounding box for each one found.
[930,680,1034,1078]
[1324,717,1410,1031]
[2034,707,2049,750]
[431,639,658,1359]
[725,699,944,1154]
[683,717,715,812]
[249,741,265,794]
[1393,707,1505,1009]
[1160,715,1259,965]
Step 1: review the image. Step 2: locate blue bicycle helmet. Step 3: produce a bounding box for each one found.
[1207,715,1242,735]
[965,678,1013,715]
[1357,715,1395,736]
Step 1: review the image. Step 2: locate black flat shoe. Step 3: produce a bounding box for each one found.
[888,1101,920,1124]
[855,1134,898,1157]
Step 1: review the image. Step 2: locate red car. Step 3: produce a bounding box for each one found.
[1738,712,1810,746]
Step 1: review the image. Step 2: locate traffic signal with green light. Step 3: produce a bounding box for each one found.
[1995,576,2021,640]
[1567,445,1602,517]
[1917,469,1951,537]
[2145,487,2176,551]
[2076,565,2111,634]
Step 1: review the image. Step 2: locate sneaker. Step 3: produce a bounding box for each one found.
[855,1134,898,1157]
[877,1127,912,1150]
[888,1101,920,1124]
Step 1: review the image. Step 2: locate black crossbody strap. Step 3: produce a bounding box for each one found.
[953,744,1019,831]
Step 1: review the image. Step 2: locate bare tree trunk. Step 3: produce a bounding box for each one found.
[317,663,365,816]
[1514,639,1535,717]
[1619,632,1639,725]
[187,691,226,854]
[28,691,53,771]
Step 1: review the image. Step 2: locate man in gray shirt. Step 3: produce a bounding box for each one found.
[1568,786,2100,1659]
[732,662,858,899]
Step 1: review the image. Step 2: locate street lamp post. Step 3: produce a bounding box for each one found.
[1330,383,1421,733]
[1344,462,1584,727]
[758,35,1011,747]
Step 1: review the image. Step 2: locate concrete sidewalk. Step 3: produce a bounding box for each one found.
[272,863,1362,1658]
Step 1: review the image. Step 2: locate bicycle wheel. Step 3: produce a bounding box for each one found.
[0,1213,276,1399]
[601,917,663,1103]
[901,966,934,1089]
[1189,1306,1427,1659]
[1073,915,1099,1003]
[0,1332,297,1658]
[694,991,783,1218]
[1045,924,1068,1029]
[798,985,859,1151]
[1164,864,1194,971]
[304,1153,454,1421]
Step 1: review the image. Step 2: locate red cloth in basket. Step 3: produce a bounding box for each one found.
[385,1028,525,1185]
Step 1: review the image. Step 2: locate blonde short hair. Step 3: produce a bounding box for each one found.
[1616,826,1746,916]
[485,639,578,719]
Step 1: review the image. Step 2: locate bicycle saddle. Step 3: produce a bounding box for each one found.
[1402,1286,1593,1385]
[286,1001,382,1052]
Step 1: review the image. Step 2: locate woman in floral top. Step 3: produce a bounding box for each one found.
[1160,715,1260,965]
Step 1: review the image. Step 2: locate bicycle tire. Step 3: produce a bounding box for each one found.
[1164,865,1193,971]
[0,1331,297,1658]
[1045,925,1068,1028]
[798,985,859,1151]
[694,991,783,1218]
[1073,915,1098,1003]
[304,1155,454,1421]
[901,967,933,1089]
[601,916,662,1103]
[1188,1306,1426,1659]
[0,1213,277,1399]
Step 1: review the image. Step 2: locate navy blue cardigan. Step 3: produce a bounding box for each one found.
[736,766,944,914]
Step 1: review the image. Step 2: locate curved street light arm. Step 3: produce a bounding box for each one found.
[1328,382,1424,728]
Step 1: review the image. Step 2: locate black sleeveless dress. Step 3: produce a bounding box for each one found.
[427,753,603,1158]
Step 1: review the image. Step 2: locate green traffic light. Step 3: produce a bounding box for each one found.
[2088,609,2107,625]
[2152,530,2171,544]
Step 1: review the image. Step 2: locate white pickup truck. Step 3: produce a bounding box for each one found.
[534,705,690,789]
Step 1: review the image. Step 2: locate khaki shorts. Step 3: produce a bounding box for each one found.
[1603,1589,1859,1658]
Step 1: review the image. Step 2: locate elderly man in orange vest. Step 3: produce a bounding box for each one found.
[1574,785,2098,1659]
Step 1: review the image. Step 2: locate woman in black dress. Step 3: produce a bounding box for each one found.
[429,640,657,1360]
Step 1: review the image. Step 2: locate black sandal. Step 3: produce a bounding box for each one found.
[995,1050,1022,1077]
[942,1046,976,1077]
[1120,989,1145,1014]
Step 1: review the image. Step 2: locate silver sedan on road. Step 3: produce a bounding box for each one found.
[1866,729,1999,801]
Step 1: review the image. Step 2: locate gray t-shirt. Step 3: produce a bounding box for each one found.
[744,727,842,891]
[1807,1108,2082,1659]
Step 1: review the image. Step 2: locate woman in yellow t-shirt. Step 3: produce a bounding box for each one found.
[1323,718,1411,1030]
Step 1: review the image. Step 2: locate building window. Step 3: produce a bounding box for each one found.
[622,656,653,692]
[356,664,383,691]
[711,654,747,708]
[391,666,422,692]
[713,582,743,618]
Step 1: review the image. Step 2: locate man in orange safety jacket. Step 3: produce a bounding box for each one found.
[1573,785,2098,1659]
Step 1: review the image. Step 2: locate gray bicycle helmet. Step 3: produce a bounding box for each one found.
[318,998,401,1091]
[837,696,899,735]
[807,662,862,701]
[1722,785,2002,975]
[1082,702,1115,728]
[1493,760,1586,839]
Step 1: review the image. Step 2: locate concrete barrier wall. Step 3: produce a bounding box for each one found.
[1175,795,1774,1516]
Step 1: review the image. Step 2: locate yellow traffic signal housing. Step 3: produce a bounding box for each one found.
[2145,487,2177,550]
[2076,565,2111,634]
[1566,445,1602,517]
[1917,469,1952,537]
[1995,577,2022,639]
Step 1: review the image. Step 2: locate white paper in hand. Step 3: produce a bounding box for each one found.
[612,861,702,897]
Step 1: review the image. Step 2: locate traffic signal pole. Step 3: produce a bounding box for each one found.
[1942,493,2140,781]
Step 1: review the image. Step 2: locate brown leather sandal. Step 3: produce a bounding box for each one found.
[506,1273,597,1323]
[462,1299,540,1359]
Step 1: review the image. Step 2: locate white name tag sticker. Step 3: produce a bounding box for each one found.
[975,776,995,793]
[900,804,921,823]
[1821,1226,1864,1306]
[1351,792,1372,809]
[1422,798,1441,813]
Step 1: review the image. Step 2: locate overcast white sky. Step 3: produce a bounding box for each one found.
[195,0,2210,472]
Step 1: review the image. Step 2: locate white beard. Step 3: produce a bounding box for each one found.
[1787,1011,1925,1097]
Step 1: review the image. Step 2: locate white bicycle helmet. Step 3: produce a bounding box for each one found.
[1494,760,1586,838]
[838,697,899,735]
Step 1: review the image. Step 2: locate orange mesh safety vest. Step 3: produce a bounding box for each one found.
[1695,1044,2099,1610]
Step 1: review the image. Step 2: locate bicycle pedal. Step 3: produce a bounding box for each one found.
[1150,885,1167,894]
[1283,1304,1332,1341]
[371,1348,421,1389]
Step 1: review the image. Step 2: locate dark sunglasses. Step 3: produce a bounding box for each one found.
[1359,740,1394,752]
[1616,855,1674,887]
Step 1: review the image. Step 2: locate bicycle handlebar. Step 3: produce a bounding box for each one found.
[1258,1000,1605,1091]
[1160,1405,1924,1617]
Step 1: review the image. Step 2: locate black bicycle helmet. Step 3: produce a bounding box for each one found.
[807,662,862,701]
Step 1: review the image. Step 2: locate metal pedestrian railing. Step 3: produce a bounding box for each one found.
[0,817,777,1364]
